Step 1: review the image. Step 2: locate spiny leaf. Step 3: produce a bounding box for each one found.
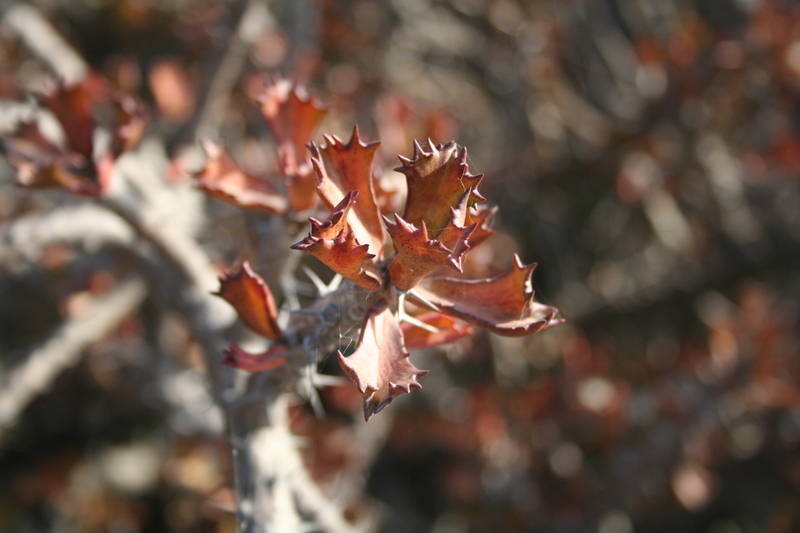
[257,79,325,166]
[384,214,459,291]
[307,190,357,239]
[292,195,381,290]
[465,204,497,248]
[223,343,288,373]
[194,141,287,214]
[256,79,326,212]
[338,305,428,420]
[401,312,473,350]
[215,261,282,340]
[408,255,563,337]
[312,126,386,258]
[396,140,484,238]
[1,82,147,197]
[291,230,381,291]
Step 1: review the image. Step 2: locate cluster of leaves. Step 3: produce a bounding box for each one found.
[207,80,561,419]
[1,77,146,196]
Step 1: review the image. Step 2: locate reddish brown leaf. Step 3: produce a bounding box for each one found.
[408,256,563,337]
[256,79,326,175]
[1,124,101,196]
[223,343,288,373]
[396,140,484,238]
[285,165,318,213]
[312,126,386,258]
[256,79,326,212]
[338,305,428,420]
[291,227,381,291]
[308,190,357,239]
[215,261,282,340]
[465,204,497,248]
[194,141,287,214]
[401,312,473,350]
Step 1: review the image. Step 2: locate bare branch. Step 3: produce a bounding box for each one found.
[2,4,87,84]
[0,278,147,441]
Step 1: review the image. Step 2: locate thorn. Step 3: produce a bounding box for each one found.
[402,313,440,334]
[405,288,442,313]
[396,292,441,334]
[301,266,342,296]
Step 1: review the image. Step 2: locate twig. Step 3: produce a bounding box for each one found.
[0,278,147,441]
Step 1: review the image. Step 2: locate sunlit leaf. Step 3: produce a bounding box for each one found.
[396,140,484,237]
[312,126,386,258]
[385,214,460,291]
[292,194,381,290]
[214,261,282,340]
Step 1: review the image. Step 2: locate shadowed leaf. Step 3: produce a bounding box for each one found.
[401,312,473,350]
[338,305,428,420]
[194,141,287,214]
[109,95,148,159]
[408,255,563,337]
[223,343,288,373]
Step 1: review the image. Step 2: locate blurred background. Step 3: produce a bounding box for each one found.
[1,0,800,532]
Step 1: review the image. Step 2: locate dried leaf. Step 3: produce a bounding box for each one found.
[41,82,95,159]
[215,261,282,340]
[465,204,497,248]
[396,140,483,238]
[401,312,473,350]
[291,227,381,291]
[195,141,287,214]
[223,343,288,373]
[257,79,326,175]
[312,126,386,257]
[338,305,428,420]
[1,124,101,196]
[307,190,357,239]
[256,79,326,212]
[285,165,318,212]
[384,214,458,291]
[408,256,563,337]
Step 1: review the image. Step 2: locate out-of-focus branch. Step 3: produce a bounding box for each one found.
[1,4,87,84]
[0,278,147,441]
[193,0,273,142]
[0,204,135,270]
